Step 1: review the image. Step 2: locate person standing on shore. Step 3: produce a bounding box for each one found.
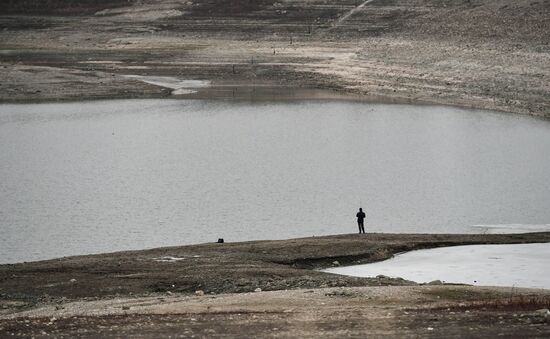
[356,208,366,234]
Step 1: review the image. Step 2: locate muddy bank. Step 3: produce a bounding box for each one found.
[2,233,550,337]
[1,0,549,117]
[2,233,550,308]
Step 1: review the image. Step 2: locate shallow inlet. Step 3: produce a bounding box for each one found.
[322,243,550,289]
[1,100,550,263]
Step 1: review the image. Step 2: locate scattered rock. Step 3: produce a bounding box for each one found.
[254,288,262,292]
[325,290,354,297]
[534,308,550,316]
[69,279,77,283]
[236,278,248,286]
[332,261,340,266]
[195,290,205,296]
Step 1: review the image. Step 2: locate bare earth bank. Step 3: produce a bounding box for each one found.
[1,233,550,337]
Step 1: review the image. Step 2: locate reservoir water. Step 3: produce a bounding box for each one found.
[322,243,550,289]
[1,100,550,263]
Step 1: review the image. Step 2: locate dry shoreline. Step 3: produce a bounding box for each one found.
[3,233,550,301]
[1,0,549,117]
[1,233,550,337]
[1,52,547,118]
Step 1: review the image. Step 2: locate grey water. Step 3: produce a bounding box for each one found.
[1,100,550,263]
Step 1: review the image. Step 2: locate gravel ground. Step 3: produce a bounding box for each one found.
[1,285,549,337]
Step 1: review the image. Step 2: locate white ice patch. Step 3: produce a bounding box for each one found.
[471,224,550,234]
[96,8,184,21]
[153,256,186,262]
[152,255,201,262]
[123,75,209,95]
[78,61,124,64]
[172,88,198,95]
[322,243,550,289]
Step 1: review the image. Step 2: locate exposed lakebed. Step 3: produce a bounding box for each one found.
[1,100,550,263]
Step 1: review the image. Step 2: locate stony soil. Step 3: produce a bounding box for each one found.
[1,286,550,338]
[1,233,550,337]
[1,0,549,116]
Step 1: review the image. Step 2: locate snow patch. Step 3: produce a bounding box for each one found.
[153,256,186,262]
[172,88,198,95]
[152,255,201,262]
[78,61,123,64]
[96,8,184,21]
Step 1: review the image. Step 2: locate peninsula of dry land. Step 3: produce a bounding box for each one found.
[1,0,549,117]
[1,233,550,337]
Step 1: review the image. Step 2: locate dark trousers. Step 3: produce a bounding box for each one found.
[358,220,365,234]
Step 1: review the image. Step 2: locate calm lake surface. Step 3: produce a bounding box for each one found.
[323,243,550,289]
[1,100,550,263]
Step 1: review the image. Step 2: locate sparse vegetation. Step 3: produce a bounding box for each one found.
[458,295,550,312]
[420,288,550,311]
[420,287,502,301]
